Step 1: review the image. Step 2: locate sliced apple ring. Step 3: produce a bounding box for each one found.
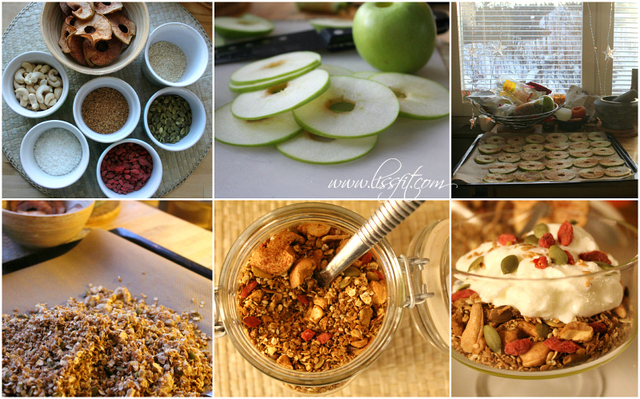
[215,103,302,147]
[293,76,399,138]
[369,72,449,120]
[276,131,378,164]
[229,63,318,93]
[214,13,275,39]
[352,71,377,79]
[231,69,330,120]
[317,64,354,76]
[309,18,353,31]
[230,51,322,85]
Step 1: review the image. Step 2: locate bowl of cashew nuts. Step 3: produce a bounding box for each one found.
[2,51,69,118]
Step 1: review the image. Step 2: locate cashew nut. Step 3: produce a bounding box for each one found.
[28,93,38,111]
[26,84,36,94]
[21,61,34,73]
[14,68,26,84]
[44,93,57,107]
[40,64,51,74]
[25,71,46,85]
[519,342,551,367]
[13,80,25,90]
[38,102,48,110]
[33,64,42,73]
[16,93,28,107]
[15,87,29,102]
[54,87,63,100]
[289,258,316,289]
[48,69,62,87]
[36,84,52,104]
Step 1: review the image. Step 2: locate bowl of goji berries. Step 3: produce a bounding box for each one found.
[96,138,162,198]
[73,77,141,143]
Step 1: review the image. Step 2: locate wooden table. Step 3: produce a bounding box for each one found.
[1,3,212,198]
[3,201,212,268]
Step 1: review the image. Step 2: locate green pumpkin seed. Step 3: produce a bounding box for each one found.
[457,283,471,291]
[188,350,197,360]
[549,245,568,264]
[501,255,519,274]
[524,234,539,245]
[535,323,550,338]
[468,256,484,273]
[483,325,502,354]
[595,261,614,270]
[533,223,549,238]
[343,266,361,277]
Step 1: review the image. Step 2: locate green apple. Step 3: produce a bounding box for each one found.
[276,131,378,164]
[353,2,437,73]
[215,103,302,147]
[293,76,399,138]
[214,13,274,39]
[228,63,318,93]
[231,69,330,120]
[309,18,353,31]
[316,64,354,76]
[369,72,449,119]
[230,51,321,85]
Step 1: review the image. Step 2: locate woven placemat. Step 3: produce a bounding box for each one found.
[214,201,450,397]
[2,2,212,198]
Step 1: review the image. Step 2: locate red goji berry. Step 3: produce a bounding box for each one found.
[544,337,580,353]
[243,316,261,328]
[538,233,555,248]
[557,220,574,246]
[504,338,532,355]
[301,329,316,341]
[317,332,333,344]
[374,270,385,281]
[240,281,258,298]
[359,251,373,264]
[589,322,607,334]
[498,233,517,246]
[579,251,612,265]
[533,256,548,269]
[564,250,575,265]
[452,289,476,302]
[297,295,310,305]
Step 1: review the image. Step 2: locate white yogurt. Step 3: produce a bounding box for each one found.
[456,224,623,323]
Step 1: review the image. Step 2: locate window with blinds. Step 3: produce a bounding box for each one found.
[612,2,638,94]
[458,2,638,96]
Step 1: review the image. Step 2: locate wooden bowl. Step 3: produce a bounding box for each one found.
[2,201,95,248]
[40,3,149,76]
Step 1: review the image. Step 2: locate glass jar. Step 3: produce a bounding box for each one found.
[215,202,449,395]
[450,207,637,396]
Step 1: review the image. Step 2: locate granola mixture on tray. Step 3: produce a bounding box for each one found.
[2,286,212,397]
[451,221,634,371]
[237,223,387,372]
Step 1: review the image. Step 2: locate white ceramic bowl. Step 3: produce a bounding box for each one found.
[143,87,206,151]
[96,138,162,198]
[19,120,90,189]
[142,22,209,87]
[73,77,141,143]
[2,51,70,118]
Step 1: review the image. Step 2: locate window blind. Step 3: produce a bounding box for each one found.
[612,2,638,94]
[458,2,584,94]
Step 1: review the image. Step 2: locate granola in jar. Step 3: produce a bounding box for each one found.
[451,221,634,371]
[236,223,388,372]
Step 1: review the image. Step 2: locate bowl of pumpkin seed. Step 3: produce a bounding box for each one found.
[143,87,206,151]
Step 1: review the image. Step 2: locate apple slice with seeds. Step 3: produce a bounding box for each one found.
[317,64,354,76]
[229,63,318,93]
[369,72,449,120]
[230,51,322,85]
[214,14,275,39]
[231,69,330,120]
[215,103,302,147]
[293,76,399,138]
[276,131,378,164]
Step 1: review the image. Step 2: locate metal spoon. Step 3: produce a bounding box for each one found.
[316,200,424,287]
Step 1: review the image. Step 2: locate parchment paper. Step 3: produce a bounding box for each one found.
[2,228,212,339]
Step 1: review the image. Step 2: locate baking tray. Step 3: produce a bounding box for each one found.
[2,2,212,198]
[2,228,212,341]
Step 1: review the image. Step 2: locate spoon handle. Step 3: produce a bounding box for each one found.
[316,200,425,287]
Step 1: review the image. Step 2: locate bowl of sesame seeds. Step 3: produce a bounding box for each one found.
[142,22,209,87]
[19,120,90,189]
[72,77,141,143]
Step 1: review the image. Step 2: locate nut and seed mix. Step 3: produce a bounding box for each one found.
[237,223,388,372]
[2,286,212,396]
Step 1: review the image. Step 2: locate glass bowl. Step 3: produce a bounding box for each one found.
[451,207,637,380]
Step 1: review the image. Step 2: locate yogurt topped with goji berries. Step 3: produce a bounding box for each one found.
[455,221,623,323]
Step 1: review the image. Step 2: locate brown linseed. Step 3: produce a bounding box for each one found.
[81,87,129,134]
